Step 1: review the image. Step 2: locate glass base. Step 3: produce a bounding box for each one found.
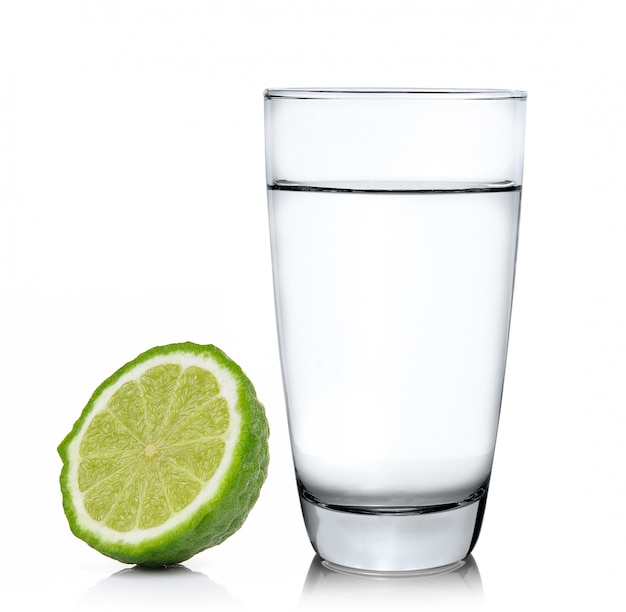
[299,487,488,573]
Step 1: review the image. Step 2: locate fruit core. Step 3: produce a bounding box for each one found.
[144,444,159,458]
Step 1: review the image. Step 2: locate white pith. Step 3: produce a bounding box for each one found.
[65,350,242,545]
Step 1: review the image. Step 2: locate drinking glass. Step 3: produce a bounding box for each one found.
[264,88,527,572]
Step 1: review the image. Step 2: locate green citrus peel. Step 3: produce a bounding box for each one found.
[58,342,269,567]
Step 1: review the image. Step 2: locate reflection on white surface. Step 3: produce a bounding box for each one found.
[76,564,244,611]
[300,555,484,611]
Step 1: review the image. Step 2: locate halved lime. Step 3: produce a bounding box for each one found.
[58,342,269,567]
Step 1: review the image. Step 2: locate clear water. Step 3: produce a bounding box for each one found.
[268,182,521,509]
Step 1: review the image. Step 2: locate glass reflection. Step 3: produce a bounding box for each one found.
[301,554,484,611]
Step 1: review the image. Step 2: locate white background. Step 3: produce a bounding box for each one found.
[1,1,625,610]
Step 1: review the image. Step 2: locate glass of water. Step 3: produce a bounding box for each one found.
[264,89,527,572]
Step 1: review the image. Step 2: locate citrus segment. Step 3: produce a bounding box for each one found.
[83,477,127,523]
[106,473,142,532]
[107,380,146,438]
[58,342,269,566]
[136,473,171,530]
[139,364,182,438]
[77,454,136,491]
[78,411,141,456]
[167,438,225,481]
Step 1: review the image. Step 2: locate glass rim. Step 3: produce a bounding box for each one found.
[264,88,527,100]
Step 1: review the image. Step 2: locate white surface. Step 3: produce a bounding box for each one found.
[1,1,625,611]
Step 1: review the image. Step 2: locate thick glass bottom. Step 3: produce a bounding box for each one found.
[299,486,488,573]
